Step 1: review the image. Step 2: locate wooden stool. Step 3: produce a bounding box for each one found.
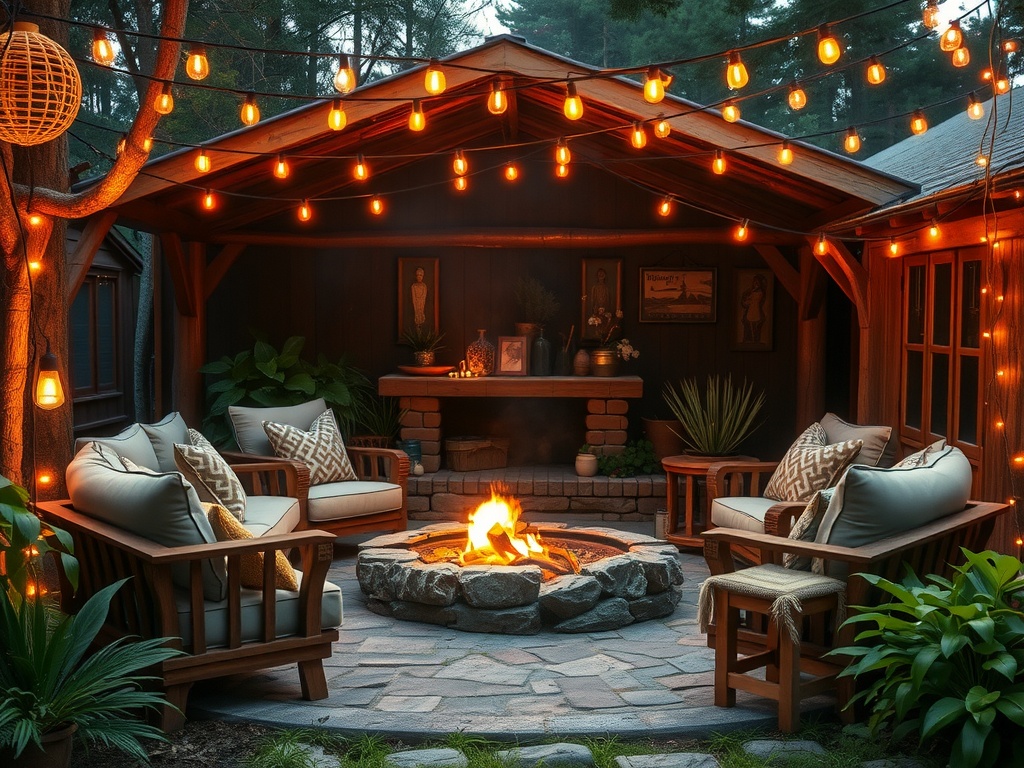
[698,564,848,732]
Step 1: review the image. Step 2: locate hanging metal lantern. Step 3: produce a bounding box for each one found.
[0,22,82,146]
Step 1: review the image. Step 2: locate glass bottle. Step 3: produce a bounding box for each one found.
[530,328,552,376]
[466,329,495,375]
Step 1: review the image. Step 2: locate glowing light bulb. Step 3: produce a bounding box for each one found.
[408,100,426,132]
[844,127,861,153]
[28,213,43,227]
[911,110,928,135]
[328,99,347,131]
[995,74,1010,94]
[37,472,52,486]
[195,149,211,173]
[967,93,984,120]
[487,81,508,115]
[654,117,671,138]
[1003,40,1019,53]
[983,331,991,339]
[297,199,312,222]
[788,83,807,111]
[454,176,468,191]
[34,349,64,410]
[273,154,289,179]
[657,196,673,217]
[923,0,940,29]
[424,61,446,95]
[981,67,993,81]
[889,237,898,256]
[726,52,749,89]
[186,44,209,80]
[28,260,41,272]
[952,46,970,67]
[555,138,571,166]
[240,93,260,126]
[929,219,940,238]
[734,219,749,241]
[504,162,519,181]
[563,82,584,121]
[778,141,794,165]
[712,150,726,175]
[92,28,114,65]
[154,82,174,115]
[630,121,647,149]
[817,25,842,65]
[453,150,468,176]
[866,57,886,85]
[202,190,216,210]
[370,195,384,215]
[353,154,369,181]
[997,420,1005,428]
[940,20,963,52]
[334,55,356,94]
[976,154,988,167]
[721,101,740,123]
[815,233,828,255]
[555,164,569,178]
[644,67,666,103]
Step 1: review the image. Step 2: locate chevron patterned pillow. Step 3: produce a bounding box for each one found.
[263,409,357,485]
[783,487,835,571]
[174,429,247,521]
[763,422,862,503]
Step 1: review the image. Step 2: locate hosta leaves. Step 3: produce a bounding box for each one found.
[968,617,996,643]
[921,697,965,739]
[951,716,993,768]
[994,693,1024,726]
[941,632,969,657]
[911,646,942,690]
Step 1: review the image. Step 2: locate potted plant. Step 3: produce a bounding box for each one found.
[662,374,765,457]
[642,413,686,460]
[401,326,446,366]
[597,439,658,477]
[575,444,599,477]
[351,394,407,448]
[513,277,560,338]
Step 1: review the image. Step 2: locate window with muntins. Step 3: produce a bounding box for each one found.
[70,275,119,397]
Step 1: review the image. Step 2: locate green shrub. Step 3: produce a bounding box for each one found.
[597,440,658,477]
[834,549,1024,768]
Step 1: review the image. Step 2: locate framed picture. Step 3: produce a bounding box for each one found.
[733,268,774,351]
[581,258,623,342]
[639,267,716,323]
[397,258,439,341]
[497,336,528,375]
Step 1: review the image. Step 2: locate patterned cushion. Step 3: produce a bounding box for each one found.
[763,422,863,502]
[893,438,948,468]
[205,503,298,591]
[263,410,357,485]
[784,487,835,571]
[174,429,247,521]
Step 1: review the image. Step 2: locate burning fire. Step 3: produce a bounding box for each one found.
[459,488,581,576]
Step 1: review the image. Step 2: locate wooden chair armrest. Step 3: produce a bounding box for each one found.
[346,446,410,486]
[221,452,310,503]
[706,460,781,501]
[763,501,806,537]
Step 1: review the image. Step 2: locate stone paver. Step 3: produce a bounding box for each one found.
[495,743,595,768]
[743,739,828,760]
[386,747,469,768]
[616,755,721,768]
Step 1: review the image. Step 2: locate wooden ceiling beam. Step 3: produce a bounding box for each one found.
[204,242,246,298]
[66,211,117,300]
[753,245,800,301]
[806,235,868,326]
[160,232,198,317]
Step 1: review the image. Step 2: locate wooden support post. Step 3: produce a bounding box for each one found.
[166,239,205,425]
[66,211,117,300]
[796,247,826,429]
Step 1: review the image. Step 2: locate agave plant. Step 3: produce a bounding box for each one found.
[661,374,765,456]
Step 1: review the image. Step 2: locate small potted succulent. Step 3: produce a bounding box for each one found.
[401,327,446,366]
[575,444,599,477]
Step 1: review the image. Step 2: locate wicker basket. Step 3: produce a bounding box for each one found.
[445,437,510,471]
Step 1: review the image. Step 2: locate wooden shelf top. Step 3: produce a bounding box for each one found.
[379,374,643,398]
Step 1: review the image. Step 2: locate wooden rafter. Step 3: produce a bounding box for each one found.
[204,243,246,298]
[160,233,198,317]
[753,245,800,301]
[805,236,869,327]
[66,211,117,299]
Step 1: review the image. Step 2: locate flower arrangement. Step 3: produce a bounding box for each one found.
[586,307,640,360]
[615,338,640,362]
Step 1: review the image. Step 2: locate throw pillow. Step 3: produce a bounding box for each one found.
[174,429,247,521]
[763,422,863,502]
[784,487,835,571]
[263,409,357,485]
[205,503,298,591]
[893,438,948,468]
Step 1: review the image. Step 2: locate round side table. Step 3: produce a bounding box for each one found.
[661,454,756,549]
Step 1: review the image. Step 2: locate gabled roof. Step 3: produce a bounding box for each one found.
[110,34,916,241]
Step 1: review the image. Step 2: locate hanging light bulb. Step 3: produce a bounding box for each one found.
[644,67,667,103]
[777,141,793,165]
[1003,40,1019,52]
[940,20,963,52]
[721,100,741,123]
[202,189,216,211]
[712,150,726,175]
[788,82,807,110]
[910,109,928,135]
[195,148,211,173]
[976,153,989,167]
[815,233,828,255]
[504,161,519,181]
[630,121,647,149]
[995,73,1010,94]
[273,154,289,179]
[34,346,64,410]
[734,219,749,241]
[726,52,749,89]
[154,82,174,115]
[369,195,384,215]
[353,153,369,181]
[408,99,426,131]
[240,93,260,126]
[952,45,970,67]
[967,92,984,120]
[563,82,584,121]
[555,138,571,166]
[555,163,570,178]
[657,196,673,217]
[889,237,898,256]
[922,0,940,29]
[654,116,671,138]
[424,60,446,95]
[487,81,508,115]
[186,44,209,80]
[29,258,42,272]
[454,175,468,191]
[28,213,44,227]
[328,99,347,131]
[92,28,114,65]
[453,150,468,176]
[333,55,356,94]
[844,127,861,153]
[929,219,940,238]
[817,25,842,65]
[116,133,127,157]
[297,199,313,222]
[866,57,886,85]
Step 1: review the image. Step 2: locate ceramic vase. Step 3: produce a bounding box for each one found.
[413,350,436,366]
[572,348,591,376]
[466,329,495,375]
[575,453,599,477]
[530,329,552,376]
[590,348,620,377]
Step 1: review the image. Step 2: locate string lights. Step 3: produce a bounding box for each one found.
[185,44,209,80]
[734,219,749,241]
[333,55,356,94]
[644,67,668,103]
[817,25,842,65]
[866,57,886,85]
[657,196,673,217]
[273,154,289,179]
[240,93,260,126]
[712,150,726,175]
[91,28,114,65]
[910,109,928,135]
[154,82,174,114]
[487,81,507,115]
[353,153,369,181]
[940,20,963,52]
[452,150,468,176]
[423,61,446,95]
[788,82,807,111]
[630,121,647,149]
[555,138,571,165]
[778,141,794,165]
[195,148,211,173]
[328,99,347,131]
[726,52,749,89]
[844,127,861,153]
[721,100,740,123]
[408,99,426,131]
[563,83,583,121]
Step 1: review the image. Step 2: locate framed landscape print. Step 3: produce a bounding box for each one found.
[497,336,528,375]
[733,268,774,351]
[581,258,623,342]
[397,258,439,341]
[639,267,716,323]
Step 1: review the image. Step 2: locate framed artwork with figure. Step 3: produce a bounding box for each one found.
[639,267,716,323]
[732,268,773,351]
[497,336,527,375]
[581,258,623,342]
[397,258,439,341]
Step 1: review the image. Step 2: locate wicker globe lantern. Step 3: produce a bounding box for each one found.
[0,22,82,147]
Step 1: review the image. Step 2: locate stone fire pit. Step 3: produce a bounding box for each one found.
[356,523,683,634]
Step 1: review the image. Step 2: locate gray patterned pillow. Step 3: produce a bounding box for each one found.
[763,422,863,502]
[784,487,835,571]
[894,438,948,468]
[173,429,247,521]
[263,409,357,485]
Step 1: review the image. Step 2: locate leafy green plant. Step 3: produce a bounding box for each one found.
[513,277,560,326]
[597,440,658,477]
[200,335,370,446]
[833,549,1024,768]
[578,443,595,455]
[400,326,446,353]
[662,374,765,456]
[354,395,407,444]
[0,475,77,600]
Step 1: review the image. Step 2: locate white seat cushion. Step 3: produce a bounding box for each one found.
[307,481,403,522]
[242,494,301,537]
[710,495,780,534]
